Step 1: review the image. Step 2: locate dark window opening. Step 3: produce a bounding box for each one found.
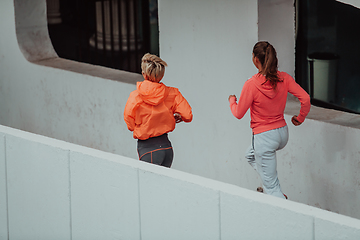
[296,0,360,114]
[47,0,159,74]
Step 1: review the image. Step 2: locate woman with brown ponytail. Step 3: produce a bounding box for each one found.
[228,41,310,199]
[124,53,193,168]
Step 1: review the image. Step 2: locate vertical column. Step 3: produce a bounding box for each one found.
[46,0,62,24]
[89,0,141,51]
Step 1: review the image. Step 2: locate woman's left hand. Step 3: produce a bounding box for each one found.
[291,115,302,126]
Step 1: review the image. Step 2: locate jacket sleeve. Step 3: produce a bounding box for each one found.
[286,74,311,123]
[174,89,193,122]
[123,91,138,131]
[229,80,253,119]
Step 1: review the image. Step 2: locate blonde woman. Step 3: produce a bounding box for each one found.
[124,53,193,167]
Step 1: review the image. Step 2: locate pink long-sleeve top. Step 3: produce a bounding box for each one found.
[229,71,311,134]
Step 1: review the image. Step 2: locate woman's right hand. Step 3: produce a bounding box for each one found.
[174,113,183,123]
[228,95,237,102]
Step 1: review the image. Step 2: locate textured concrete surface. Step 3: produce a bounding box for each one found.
[0,124,360,239]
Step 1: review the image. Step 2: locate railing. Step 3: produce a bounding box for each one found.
[47,0,156,73]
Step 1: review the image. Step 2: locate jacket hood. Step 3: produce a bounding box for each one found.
[137,80,167,105]
[252,73,278,99]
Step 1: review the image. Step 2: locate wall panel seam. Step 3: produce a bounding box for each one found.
[137,169,142,240]
[218,191,221,240]
[68,150,73,240]
[312,217,315,240]
[4,135,9,240]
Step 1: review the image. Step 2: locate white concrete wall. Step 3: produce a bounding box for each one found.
[1,0,360,223]
[158,0,360,220]
[1,124,360,239]
[0,0,141,159]
[158,0,258,187]
[339,0,360,8]
[258,0,296,76]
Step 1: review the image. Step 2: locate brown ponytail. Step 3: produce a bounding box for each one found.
[253,41,281,90]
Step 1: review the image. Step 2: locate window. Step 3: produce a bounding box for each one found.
[296,0,360,114]
[47,0,159,74]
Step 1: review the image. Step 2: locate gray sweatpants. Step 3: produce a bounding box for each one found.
[245,125,289,199]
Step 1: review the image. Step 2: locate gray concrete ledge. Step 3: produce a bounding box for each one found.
[285,94,360,129]
[33,57,141,85]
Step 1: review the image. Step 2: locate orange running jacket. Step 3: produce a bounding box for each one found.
[124,80,193,140]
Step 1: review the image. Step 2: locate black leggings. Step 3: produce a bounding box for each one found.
[137,133,174,168]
